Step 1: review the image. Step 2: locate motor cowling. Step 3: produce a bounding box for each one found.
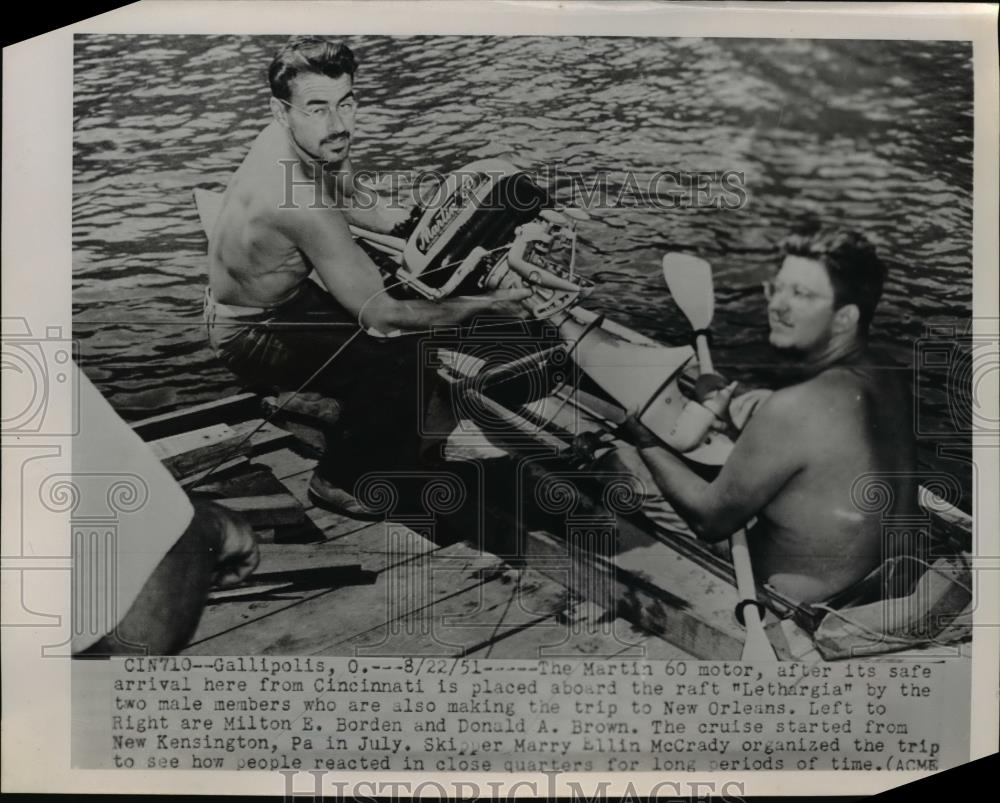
[397,159,590,318]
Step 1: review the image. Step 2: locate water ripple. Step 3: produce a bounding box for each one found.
[73,35,973,505]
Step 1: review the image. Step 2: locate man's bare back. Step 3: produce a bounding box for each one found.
[745,356,917,602]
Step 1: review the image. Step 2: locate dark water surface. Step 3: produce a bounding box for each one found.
[72,35,974,506]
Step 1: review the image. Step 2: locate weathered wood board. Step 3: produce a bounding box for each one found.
[139,389,973,661]
[186,542,507,656]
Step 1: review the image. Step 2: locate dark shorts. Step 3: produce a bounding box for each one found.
[204,281,450,485]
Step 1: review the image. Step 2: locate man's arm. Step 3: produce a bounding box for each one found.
[340,173,412,235]
[276,200,530,333]
[632,388,806,542]
[343,201,410,236]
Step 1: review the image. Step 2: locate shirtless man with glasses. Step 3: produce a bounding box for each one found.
[204,36,530,516]
[621,228,919,603]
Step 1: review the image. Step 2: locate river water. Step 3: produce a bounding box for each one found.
[72,35,974,506]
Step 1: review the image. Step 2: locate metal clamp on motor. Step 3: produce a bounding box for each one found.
[486,214,592,319]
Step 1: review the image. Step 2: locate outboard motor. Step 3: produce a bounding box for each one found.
[396,159,591,319]
[356,159,726,463]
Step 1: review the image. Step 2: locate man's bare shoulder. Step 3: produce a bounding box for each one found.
[748,374,847,433]
[267,181,352,249]
[753,380,812,421]
[230,124,306,210]
[772,365,876,428]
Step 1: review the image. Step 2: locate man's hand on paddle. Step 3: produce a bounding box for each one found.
[728,389,773,431]
[706,386,773,434]
[702,381,738,430]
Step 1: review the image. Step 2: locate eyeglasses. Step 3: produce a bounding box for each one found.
[762,280,831,304]
[276,96,358,122]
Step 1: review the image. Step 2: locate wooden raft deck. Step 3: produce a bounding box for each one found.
[132,391,971,663]
[131,394,694,660]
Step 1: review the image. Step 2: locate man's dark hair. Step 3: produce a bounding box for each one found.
[268,37,357,102]
[780,227,887,334]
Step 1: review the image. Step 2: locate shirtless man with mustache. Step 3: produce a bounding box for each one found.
[204,37,529,515]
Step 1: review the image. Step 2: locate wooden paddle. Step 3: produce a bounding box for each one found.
[662,253,776,661]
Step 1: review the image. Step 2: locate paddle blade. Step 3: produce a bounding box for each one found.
[741,612,778,661]
[662,253,715,331]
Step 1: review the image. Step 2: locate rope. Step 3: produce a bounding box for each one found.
[191,241,540,488]
[810,603,970,648]
[809,553,973,645]
[188,327,364,489]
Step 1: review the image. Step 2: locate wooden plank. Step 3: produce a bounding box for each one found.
[281,469,313,506]
[215,494,307,528]
[624,628,698,661]
[253,448,317,480]
[306,507,375,540]
[149,423,246,481]
[149,416,296,484]
[183,521,441,652]
[557,603,693,660]
[132,393,258,440]
[259,418,326,457]
[185,542,503,656]
[189,464,284,496]
[186,460,309,527]
[230,419,295,454]
[179,456,253,489]
[208,564,367,601]
[525,528,746,660]
[464,600,685,660]
[254,541,384,574]
[334,565,569,657]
